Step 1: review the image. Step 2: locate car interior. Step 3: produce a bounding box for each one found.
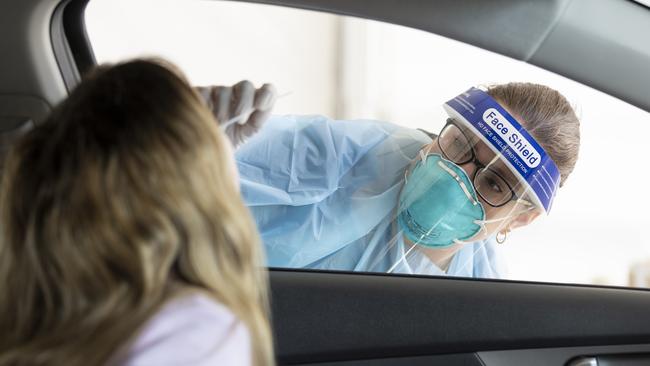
[2,0,650,365]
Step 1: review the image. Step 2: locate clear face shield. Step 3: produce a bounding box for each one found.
[365,88,560,277]
[403,119,536,242]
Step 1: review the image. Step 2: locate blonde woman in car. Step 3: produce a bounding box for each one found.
[0,59,275,366]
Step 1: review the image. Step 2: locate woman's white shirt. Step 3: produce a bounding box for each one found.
[116,293,251,366]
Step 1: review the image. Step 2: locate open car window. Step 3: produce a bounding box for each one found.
[86,0,650,287]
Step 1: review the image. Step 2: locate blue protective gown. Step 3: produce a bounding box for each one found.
[236,115,503,278]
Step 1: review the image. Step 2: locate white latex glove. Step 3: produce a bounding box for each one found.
[196,81,276,147]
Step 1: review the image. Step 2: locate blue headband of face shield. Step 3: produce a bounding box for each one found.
[444,88,561,213]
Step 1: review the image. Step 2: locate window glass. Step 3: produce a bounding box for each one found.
[86,0,650,287]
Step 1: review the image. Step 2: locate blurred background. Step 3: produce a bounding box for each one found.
[86,0,650,288]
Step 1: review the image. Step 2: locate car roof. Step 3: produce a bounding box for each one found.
[0,0,648,135]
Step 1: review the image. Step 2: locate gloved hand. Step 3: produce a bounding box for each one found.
[196,81,276,147]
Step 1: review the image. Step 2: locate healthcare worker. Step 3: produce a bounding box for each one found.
[205,82,580,279]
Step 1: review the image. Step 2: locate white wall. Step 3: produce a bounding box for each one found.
[86,0,339,116]
[86,0,650,287]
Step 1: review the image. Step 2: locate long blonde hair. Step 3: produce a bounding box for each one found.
[0,59,274,365]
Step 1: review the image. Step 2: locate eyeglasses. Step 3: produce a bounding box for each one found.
[437,119,520,207]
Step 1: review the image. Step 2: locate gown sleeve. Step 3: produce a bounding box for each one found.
[235,115,397,207]
[235,115,410,267]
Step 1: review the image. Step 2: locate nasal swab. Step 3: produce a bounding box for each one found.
[220,91,293,130]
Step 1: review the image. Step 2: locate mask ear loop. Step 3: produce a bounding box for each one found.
[463,198,536,246]
[419,149,427,164]
[418,143,433,164]
[405,143,435,185]
[454,189,536,246]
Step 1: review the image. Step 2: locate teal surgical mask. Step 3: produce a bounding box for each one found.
[397,153,486,248]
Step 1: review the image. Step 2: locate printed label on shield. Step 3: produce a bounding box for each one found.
[482,108,540,168]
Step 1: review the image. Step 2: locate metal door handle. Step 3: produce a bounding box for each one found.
[567,357,598,366]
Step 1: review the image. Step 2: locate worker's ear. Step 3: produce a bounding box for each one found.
[508,208,542,230]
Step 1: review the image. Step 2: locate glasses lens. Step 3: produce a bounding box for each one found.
[474,168,513,207]
[438,124,472,164]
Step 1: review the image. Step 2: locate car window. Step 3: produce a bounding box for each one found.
[86,0,650,287]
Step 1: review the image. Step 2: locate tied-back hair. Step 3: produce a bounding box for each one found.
[487,82,580,187]
[0,59,274,366]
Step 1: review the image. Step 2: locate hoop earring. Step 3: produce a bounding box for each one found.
[496,229,508,244]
